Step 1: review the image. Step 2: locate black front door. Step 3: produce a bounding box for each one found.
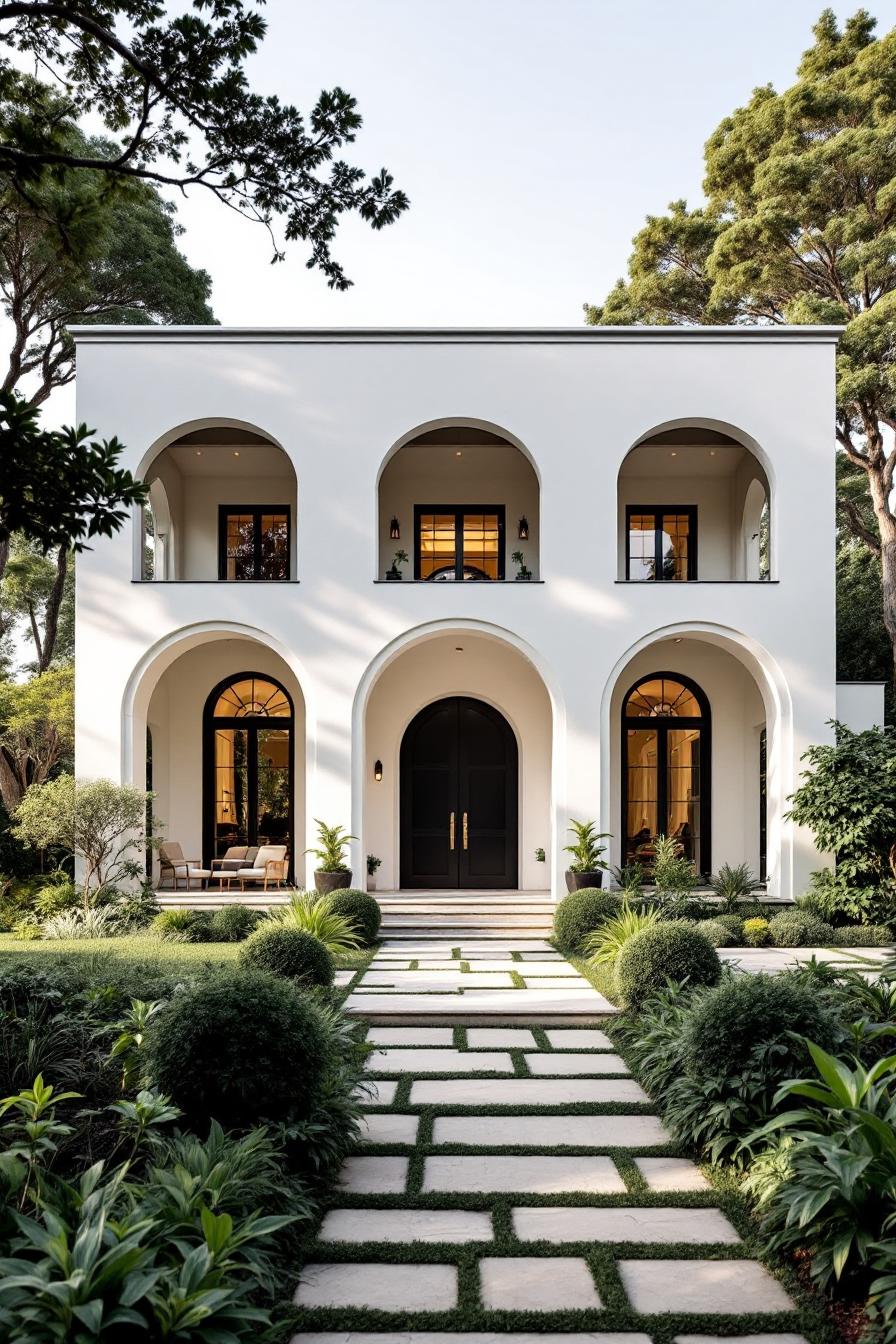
[400,697,518,889]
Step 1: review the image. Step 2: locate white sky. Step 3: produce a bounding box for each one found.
[168,0,896,327]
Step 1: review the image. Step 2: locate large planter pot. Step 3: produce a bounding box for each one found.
[315,870,352,894]
[565,869,604,892]
[367,877,377,892]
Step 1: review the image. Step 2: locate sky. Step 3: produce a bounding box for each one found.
[165,0,896,328]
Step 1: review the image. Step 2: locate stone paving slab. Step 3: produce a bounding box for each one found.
[635,1157,710,1191]
[360,972,517,989]
[479,1256,601,1310]
[334,970,355,988]
[676,1336,809,1344]
[525,1052,629,1075]
[366,1048,514,1073]
[358,1113,419,1144]
[294,1262,457,1311]
[432,1113,671,1147]
[411,1077,648,1106]
[544,1029,614,1049]
[512,1205,740,1244]
[422,1154,627,1194]
[354,1080,398,1106]
[346,988,617,1016]
[522,976,588,988]
[366,1027,454,1046]
[294,1334,652,1344]
[318,1208,493,1244]
[618,1260,794,1313]
[467,1028,537,1048]
[338,1156,409,1194]
[514,963,581,976]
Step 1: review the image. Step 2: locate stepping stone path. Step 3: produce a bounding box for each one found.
[292,936,802,1341]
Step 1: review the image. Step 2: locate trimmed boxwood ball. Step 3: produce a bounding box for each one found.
[553,888,620,953]
[208,905,259,942]
[240,925,334,986]
[713,913,745,938]
[327,889,381,945]
[768,910,835,947]
[682,971,842,1080]
[147,967,330,1127]
[615,919,722,1009]
[831,924,893,947]
[743,916,772,947]
[698,918,739,948]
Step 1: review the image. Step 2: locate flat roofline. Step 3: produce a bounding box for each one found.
[69,324,844,345]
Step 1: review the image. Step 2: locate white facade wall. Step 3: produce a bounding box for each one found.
[72,326,842,899]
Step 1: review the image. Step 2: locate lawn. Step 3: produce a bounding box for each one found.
[0,934,374,975]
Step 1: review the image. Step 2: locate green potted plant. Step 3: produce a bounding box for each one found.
[305,819,356,893]
[386,548,409,580]
[366,853,382,892]
[563,818,611,891]
[511,549,532,581]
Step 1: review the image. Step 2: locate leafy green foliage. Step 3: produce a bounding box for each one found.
[552,887,620,953]
[710,862,761,911]
[768,910,835,947]
[327,889,382,946]
[268,891,359,954]
[831,924,893,947]
[147,968,330,1128]
[744,916,773,947]
[149,908,214,943]
[0,664,73,814]
[208,905,259,943]
[240,925,335,987]
[650,833,697,902]
[562,819,610,872]
[699,918,739,948]
[615,919,721,1008]
[585,901,661,966]
[305,820,356,873]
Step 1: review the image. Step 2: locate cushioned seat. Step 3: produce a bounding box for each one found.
[236,845,288,891]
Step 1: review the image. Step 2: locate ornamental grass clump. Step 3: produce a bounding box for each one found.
[553,888,621,954]
[327,889,381,945]
[615,919,721,1009]
[585,901,661,966]
[269,890,360,954]
[240,925,334,987]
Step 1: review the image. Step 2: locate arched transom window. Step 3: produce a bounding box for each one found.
[213,677,291,718]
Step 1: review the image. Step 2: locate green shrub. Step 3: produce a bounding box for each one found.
[615,919,721,1008]
[712,913,745,937]
[585,902,661,966]
[743,916,772,947]
[149,908,214,943]
[240,925,334,987]
[268,891,360,953]
[553,888,620,953]
[148,967,330,1126]
[709,862,761,911]
[698,918,739,948]
[663,897,716,922]
[209,905,259,942]
[682,972,842,1081]
[32,873,80,918]
[830,923,893,947]
[327,889,381,945]
[768,910,835,947]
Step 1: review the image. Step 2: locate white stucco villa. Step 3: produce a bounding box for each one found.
[71,324,882,902]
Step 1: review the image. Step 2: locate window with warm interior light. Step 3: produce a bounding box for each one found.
[415,505,504,580]
[218,506,290,580]
[626,506,696,581]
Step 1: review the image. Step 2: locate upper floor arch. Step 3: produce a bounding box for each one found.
[135,417,298,582]
[617,418,773,583]
[376,417,540,582]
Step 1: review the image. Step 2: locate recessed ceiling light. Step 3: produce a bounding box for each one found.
[670,450,677,457]
[233,450,240,457]
[455,646,464,652]
[195,449,202,456]
[709,449,716,456]
[455,451,462,457]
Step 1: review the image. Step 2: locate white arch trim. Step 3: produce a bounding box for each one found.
[598,620,794,898]
[351,617,566,897]
[375,415,542,489]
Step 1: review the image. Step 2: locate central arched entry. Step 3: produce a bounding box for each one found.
[400,696,518,889]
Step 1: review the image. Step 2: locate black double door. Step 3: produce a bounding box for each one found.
[400,697,518,889]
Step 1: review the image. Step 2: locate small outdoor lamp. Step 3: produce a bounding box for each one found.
[518,516,529,540]
[374,759,383,781]
[389,517,400,540]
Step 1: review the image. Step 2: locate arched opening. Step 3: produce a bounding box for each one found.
[202,673,294,873]
[137,424,297,581]
[377,423,540,582]
[400,697,518,889]
[622,672,711,875]
[618,425,772,581]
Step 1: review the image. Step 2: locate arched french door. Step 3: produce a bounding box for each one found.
[400,696,518,889]
[203,673,294,870]
[622,672,711,876]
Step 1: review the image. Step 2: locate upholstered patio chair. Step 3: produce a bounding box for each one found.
[158,842,212,890]
[236,845,289,892]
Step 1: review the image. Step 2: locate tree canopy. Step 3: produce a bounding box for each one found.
[0,3,409,286]
[585,8,896,681]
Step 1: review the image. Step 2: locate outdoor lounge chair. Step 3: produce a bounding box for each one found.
[235,845,289,891]
[158,842,212,890]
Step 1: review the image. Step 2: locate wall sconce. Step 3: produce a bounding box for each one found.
[374,759,383,781]
[518,516,529,540]
[389,517,400,540]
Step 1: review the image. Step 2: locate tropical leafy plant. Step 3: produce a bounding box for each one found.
[305,820,356,873]
[585,901,661,966]
[110,999,163,1093]
[611,861,644,898]
[268,891,360,954]
[710,862,761,911]
[563,819,611,872]
[650,833,697,903]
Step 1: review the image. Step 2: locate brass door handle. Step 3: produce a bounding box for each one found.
[449,811,455,850]
[462,811,469,850]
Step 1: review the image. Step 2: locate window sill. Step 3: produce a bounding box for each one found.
[131,579,300,584]
[615,579,778,585]
[373,578,545,584]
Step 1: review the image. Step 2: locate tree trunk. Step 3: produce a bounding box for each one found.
[0,749,23,813]
[864,441,896,687]
[38,546,67,672]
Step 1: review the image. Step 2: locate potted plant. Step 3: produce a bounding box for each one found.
[511,549,532,581]
[386,548,409,580]
[367,853,382,892]
[563,818,611,891]
[306,819,356,893]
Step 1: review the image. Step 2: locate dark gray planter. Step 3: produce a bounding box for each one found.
[314,870,353,894]
[565,869,604,892]
[385,570,402,580]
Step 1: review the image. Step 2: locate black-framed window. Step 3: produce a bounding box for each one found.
[218,505,290,580]
[626,505,697,581]
[414,505,505,581]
